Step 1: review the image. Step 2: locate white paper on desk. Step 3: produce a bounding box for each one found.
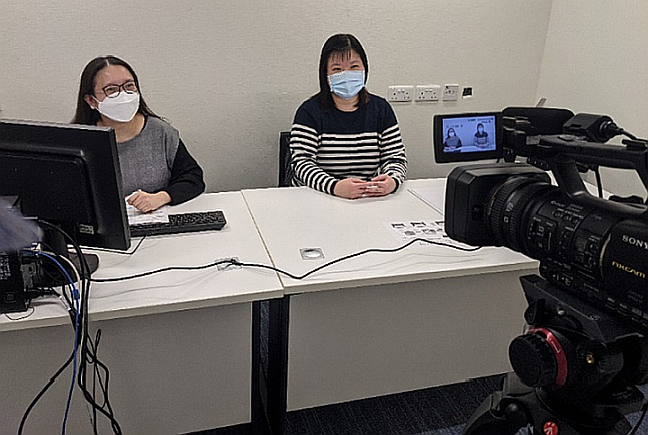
[384,220,447,243]
[408,188,446,215]
[126,204,170,226]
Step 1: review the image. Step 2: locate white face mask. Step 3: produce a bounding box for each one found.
[94,92,140,122]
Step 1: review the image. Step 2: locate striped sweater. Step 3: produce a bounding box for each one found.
[289,94,407,195]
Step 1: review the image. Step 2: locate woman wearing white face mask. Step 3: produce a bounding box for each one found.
[289,34,407,199]
[72,56,205,213]
[443,128,462,150]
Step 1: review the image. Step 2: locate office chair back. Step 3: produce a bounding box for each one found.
[279,131,292,187]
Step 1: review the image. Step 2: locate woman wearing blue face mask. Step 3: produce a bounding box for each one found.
[473,123,491,149]
[72,56,205,213]
[289,34,407,199]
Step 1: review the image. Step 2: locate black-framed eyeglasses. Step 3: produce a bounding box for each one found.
[100,81,138,98]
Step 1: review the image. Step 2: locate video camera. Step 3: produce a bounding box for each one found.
[434,107,648,434]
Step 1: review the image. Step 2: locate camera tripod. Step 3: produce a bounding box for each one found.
[463,370,643,434]
[463,275,647,435]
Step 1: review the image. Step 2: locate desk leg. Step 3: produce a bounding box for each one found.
[252,297,290,435]
[267,296,290,435]
[251,300,266,434]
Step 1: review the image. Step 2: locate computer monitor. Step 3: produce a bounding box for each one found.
[433,112,503,163]
[0,118,131,272]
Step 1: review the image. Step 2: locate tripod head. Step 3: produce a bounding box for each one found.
[463,275,648,435]
[513,275,648,399]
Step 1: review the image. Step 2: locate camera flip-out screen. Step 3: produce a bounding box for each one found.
[433,112,503,163]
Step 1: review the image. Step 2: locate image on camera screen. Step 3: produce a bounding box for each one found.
[433,112,502,163]
[442,115,496,153]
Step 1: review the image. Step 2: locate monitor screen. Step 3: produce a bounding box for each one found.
[433,112,503,163]
[0,119,131,254]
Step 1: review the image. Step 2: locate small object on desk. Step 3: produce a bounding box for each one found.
[385,220,446,243]
[216,256,241,271]
[126,203,170,226]
[130,210,227,237]
[300,247,325,260]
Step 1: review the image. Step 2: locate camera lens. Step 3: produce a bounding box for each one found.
[487,176,555,253]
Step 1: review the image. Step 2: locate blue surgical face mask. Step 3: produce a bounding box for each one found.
[328,70,365,100]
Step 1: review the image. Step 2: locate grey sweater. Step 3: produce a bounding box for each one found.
[116,117,205,204]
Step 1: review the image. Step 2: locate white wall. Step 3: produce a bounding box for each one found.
[537,0,648,197]
[0,0,552,192]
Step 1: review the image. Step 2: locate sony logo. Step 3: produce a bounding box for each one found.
[611,261,646,279]
[622,234,648,250]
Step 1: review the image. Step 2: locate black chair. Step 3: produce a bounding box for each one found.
[278,131,292,187]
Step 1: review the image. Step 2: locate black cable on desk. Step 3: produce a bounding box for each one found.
[236,238,480,280]
[83,236,147,255]
[91,259,236,282]
[4,306,35,321]
[91,237,481,283]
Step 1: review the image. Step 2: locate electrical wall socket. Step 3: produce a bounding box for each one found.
[388,86,413,102]
[415,85,440,101]
[443,84,459,101]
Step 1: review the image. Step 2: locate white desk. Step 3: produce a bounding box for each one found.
[0,192,283,434]
[243,179,539,415]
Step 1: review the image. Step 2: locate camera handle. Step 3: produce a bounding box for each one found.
[507,127,648,209]
[547,155,648,218]
[535,134,648,209]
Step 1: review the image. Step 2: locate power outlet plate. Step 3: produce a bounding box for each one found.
[415,85,440,102]
[388,86,413,102]
[443,84,459,101]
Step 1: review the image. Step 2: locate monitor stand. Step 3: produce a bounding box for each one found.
[41,223,100,280]
[69,252,99,276]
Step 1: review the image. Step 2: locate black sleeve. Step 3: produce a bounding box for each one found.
[162,138,206,205]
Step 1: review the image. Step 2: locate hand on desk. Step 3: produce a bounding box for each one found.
[127,190,171,213]
[333,175,396,199]
[333,178,368,199]
[368,174,397,196]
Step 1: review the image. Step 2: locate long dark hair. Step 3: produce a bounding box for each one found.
[72,55,160,125]
[316,34,370,111]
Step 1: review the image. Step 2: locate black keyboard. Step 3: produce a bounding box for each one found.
[130,210,227,237]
